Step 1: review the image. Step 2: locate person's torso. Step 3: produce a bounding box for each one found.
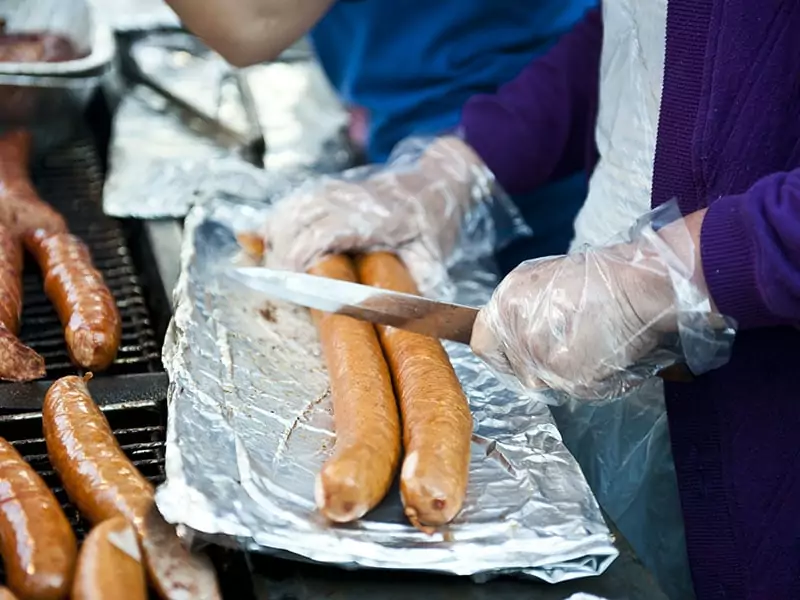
[573,0,800,249]
[310,0,596,162]
[571,0,666,249]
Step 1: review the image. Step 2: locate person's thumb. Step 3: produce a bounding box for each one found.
[470,308,549,394]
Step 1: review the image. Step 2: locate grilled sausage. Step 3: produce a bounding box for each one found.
[355,253,473,530]
[71,517,147,600]
[308,255,401,523]
[0,130,68,238]
[0,437,77,600]
[42,375,222,600]
[24,230,121,371]
[0,224,45,381]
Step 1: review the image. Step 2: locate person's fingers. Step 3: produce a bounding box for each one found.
[469,309,519,377]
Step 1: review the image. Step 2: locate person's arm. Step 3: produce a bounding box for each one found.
[459,8,603,196]
[164,0,335,66]
[698,168,800,328]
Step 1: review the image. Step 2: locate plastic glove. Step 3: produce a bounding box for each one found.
[470,204,735,403]
[262,136,499,297]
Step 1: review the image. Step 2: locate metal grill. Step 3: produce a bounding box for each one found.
[0,398,167,536]
[18,139,162,378]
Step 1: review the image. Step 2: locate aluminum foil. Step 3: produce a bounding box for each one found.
[157,193,619,583]
[103,32,264,218]
[104,33,351,219]
[242,56,352,173]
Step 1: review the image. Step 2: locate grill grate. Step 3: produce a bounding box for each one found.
[0,400,167,537]
[17,139,162,378]
[0,137,253,599]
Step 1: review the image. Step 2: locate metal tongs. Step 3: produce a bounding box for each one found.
[123,33,265,165]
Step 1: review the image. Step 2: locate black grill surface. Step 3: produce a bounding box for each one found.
[20,139,162,377]
[0,137,254,599]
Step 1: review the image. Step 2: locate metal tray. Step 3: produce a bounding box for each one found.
[0,0,116,149]
[0,0,115,77]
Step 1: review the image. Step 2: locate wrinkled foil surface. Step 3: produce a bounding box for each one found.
[157,194,618,583]
[103,33,351,219]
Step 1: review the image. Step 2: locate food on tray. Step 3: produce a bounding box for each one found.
[71,517,147,600]
[43,375,222,600]
[0,130,68,238]
[0,437,77,600]
[0,223,45,381]
[0,20,83,63]
[355,253,472,531]
[25,230,121,371]
[309,255,402,523]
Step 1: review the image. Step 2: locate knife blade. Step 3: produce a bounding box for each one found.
[228,267,479,344]
[227,267,695,383]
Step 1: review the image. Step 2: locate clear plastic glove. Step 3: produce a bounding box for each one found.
[470,204,736,403]
[261,136,501,297]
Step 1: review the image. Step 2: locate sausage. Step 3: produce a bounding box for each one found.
[354,253,473,530]
[71,517,147,600]
[24,230,121,371]
[0,587,18,600]
[308,255,401,523]
[43,375,222,600]
[0,224,45,381]
[0,130,68,238]
[0,437,77,600]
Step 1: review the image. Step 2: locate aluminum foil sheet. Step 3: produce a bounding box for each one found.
[104,33,351,219]
[242,57,352,173]
[103,32,264,218]
[157,193,618,583]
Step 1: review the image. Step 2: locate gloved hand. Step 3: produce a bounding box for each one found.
[470,206,734,402]
[262,136,497,296]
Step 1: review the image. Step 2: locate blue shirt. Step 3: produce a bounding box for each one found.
[310,0,597,163]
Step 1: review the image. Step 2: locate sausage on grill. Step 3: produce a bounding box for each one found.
[24,230,121,371]
[0,130,67,238]
[355,253,473,530]
[71,517,147,600]
[308,255,401,523]
[0,223,44,381]
[42,375,222,600]
[0,437,77,600]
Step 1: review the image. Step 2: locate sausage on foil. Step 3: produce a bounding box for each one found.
[25,230,121,371]
[43,375,222,600]
[0,223,44,381]
[0,437,77,600]
[355,252,473,531]
[308,255,402,523]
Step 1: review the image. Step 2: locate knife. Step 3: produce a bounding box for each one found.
[227,266,694,382]
[228,266,478,344]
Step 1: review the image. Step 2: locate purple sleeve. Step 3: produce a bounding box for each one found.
[459,8,602,196]
[701,168,800,329]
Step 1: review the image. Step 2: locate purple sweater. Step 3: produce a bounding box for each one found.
[461,2,800,598]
